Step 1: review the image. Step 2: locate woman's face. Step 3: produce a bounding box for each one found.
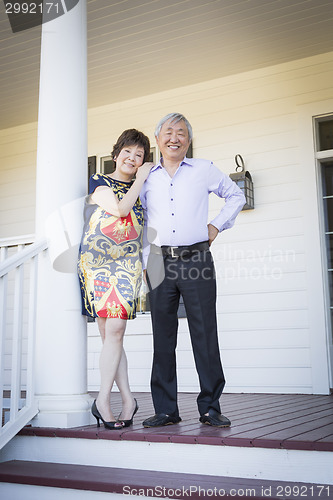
[115,144,145,178]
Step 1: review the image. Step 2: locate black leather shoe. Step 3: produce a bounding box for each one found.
[91,400,124,430]
[199,409,231,428]
[142,413,181,427]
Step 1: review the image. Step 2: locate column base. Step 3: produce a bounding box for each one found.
[31,394,94,428]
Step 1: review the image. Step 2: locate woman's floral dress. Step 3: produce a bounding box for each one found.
[78,174,143,319]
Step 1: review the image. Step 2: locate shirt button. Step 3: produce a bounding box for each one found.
[172,213,174,216]
[171,198,174,201]
[173,230,175,233]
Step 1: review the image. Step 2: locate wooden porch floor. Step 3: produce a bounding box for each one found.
[20,392,333,452]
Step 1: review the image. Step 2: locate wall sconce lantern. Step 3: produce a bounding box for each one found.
[229,154,254,210]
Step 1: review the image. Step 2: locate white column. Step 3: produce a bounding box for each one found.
[32,0,92,427]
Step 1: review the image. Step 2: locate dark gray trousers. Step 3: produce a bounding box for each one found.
[147,249,225,417]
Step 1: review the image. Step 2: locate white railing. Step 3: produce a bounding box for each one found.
[0,236,48,450]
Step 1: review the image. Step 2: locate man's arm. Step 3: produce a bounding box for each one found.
[207,162,246,235]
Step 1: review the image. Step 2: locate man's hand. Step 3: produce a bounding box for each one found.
[207,224,219,246]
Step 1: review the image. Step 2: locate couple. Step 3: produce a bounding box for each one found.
[78,113,245,430]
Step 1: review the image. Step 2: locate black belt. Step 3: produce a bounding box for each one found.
[150,241,209,258]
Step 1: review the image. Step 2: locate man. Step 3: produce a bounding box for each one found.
[140,113,245,427]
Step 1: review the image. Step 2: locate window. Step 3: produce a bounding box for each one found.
[100,155,115,175]
[137,282,150,314]
[317,115,333,342]
[318,118,333,152]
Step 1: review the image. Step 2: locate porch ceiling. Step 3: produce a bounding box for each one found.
[1,0,333,130]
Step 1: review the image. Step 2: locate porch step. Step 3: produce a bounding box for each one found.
[0,460,331,499]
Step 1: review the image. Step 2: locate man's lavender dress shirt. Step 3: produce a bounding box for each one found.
[140,157,246,267]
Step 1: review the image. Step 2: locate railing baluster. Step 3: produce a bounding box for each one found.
[0,247,8,263]
[0,246,9,426]
[26,255,38,407]
[10,263,24,422]
[0,271,8,426]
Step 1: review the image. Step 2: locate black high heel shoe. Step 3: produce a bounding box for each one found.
[120,398,139,428]
[91,400,124,430]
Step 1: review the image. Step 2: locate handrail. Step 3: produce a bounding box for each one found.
[0,234,35,249]
[0,238,48,450]
[0,239,47,278]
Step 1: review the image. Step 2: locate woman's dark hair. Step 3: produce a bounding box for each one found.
[111,129,151,163]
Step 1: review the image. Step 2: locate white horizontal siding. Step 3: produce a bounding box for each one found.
[0,123,37,238]
[0,131,36,394]
[221,329,310,349]
[219,290,307,314]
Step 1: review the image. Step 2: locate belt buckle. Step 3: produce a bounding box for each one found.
[170,246,178,258]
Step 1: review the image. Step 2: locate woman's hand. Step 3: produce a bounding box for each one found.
[135,162,154,181]
[91,162,155,217]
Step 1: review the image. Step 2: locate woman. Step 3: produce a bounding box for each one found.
[78,129,152,429]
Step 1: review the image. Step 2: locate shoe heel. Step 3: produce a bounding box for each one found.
[91,399,122,430]
[121,398,139,428]
[91,400,101,428]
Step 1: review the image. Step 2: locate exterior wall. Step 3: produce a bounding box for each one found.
[1,51,333,394]
[0,123,37,239]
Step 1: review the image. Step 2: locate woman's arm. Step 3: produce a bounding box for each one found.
[90,162,153,217]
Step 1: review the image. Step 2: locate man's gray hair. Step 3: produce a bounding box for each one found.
[155,113,193,141]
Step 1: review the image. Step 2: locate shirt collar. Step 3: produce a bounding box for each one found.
[151,156,193,172]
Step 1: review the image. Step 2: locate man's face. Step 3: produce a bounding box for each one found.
[156,119,190,164]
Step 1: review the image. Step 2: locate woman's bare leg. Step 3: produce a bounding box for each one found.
[95,317,126,422]
[115,349,136,420]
